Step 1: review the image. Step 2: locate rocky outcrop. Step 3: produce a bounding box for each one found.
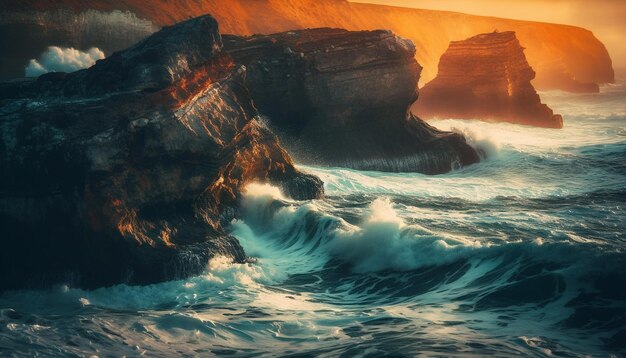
[223,28,480,173]
[416,32,564,128]
[0,15,323,291]
[0,0,615,92]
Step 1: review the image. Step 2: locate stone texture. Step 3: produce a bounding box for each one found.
[416,31,564,128]
[0,15,322,291]
[223,28,480,174]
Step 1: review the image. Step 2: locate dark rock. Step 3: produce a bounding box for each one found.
[223,28,480,174]
[0,15,322,291]
[416,31,564,129]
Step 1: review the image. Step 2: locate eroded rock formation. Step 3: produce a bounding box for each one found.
[0,0,614,92]
[416,31,564,128]
[0,16,322,291]
[223,28,480,173]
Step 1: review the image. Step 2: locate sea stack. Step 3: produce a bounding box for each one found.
[416,31,564,128]
[223,28,480,174]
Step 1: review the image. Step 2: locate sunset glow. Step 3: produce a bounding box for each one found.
[1,1,625,356]
[352,0,626,67]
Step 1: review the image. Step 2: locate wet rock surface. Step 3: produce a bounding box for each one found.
[0,16,322,291]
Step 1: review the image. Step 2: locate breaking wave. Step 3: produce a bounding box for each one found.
[1,73,626,356]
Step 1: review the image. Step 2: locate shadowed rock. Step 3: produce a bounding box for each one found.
[0,15,322,291]
[223,28,480,174]
[416,31,564,128]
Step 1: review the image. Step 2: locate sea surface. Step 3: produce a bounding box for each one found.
[1,73,626,357]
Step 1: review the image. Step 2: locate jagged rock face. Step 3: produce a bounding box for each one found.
[223,28,480,173]
[0,15,323,291]
[416,31,564,129]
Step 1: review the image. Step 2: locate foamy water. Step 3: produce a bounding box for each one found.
[1,75,625,356]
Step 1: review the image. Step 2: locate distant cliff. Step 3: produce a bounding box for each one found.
[223,28,479,173]
[0,0,615,92]
[416,31,563,128]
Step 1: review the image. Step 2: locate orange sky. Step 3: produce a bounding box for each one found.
[351,0,626,68]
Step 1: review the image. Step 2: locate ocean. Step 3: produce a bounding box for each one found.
[1,72,625,357]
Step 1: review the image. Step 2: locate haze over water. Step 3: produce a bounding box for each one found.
[1,72,625,356]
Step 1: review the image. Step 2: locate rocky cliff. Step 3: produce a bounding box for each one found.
[416,31,563,128]
[0,0,614,92]
[222,28,479,173]
[0,15,323,291]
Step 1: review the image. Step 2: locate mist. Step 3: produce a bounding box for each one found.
[351,0,626,68]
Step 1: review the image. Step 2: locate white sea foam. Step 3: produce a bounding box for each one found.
[328,198,484,272]
[25,46,105,77]
[1,78,624,357]
[301,104,626,202]
[232,184,490,274]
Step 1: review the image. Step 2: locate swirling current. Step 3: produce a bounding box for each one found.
[1,73,625,357]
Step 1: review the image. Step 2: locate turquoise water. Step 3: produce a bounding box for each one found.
[1,76,625,356]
